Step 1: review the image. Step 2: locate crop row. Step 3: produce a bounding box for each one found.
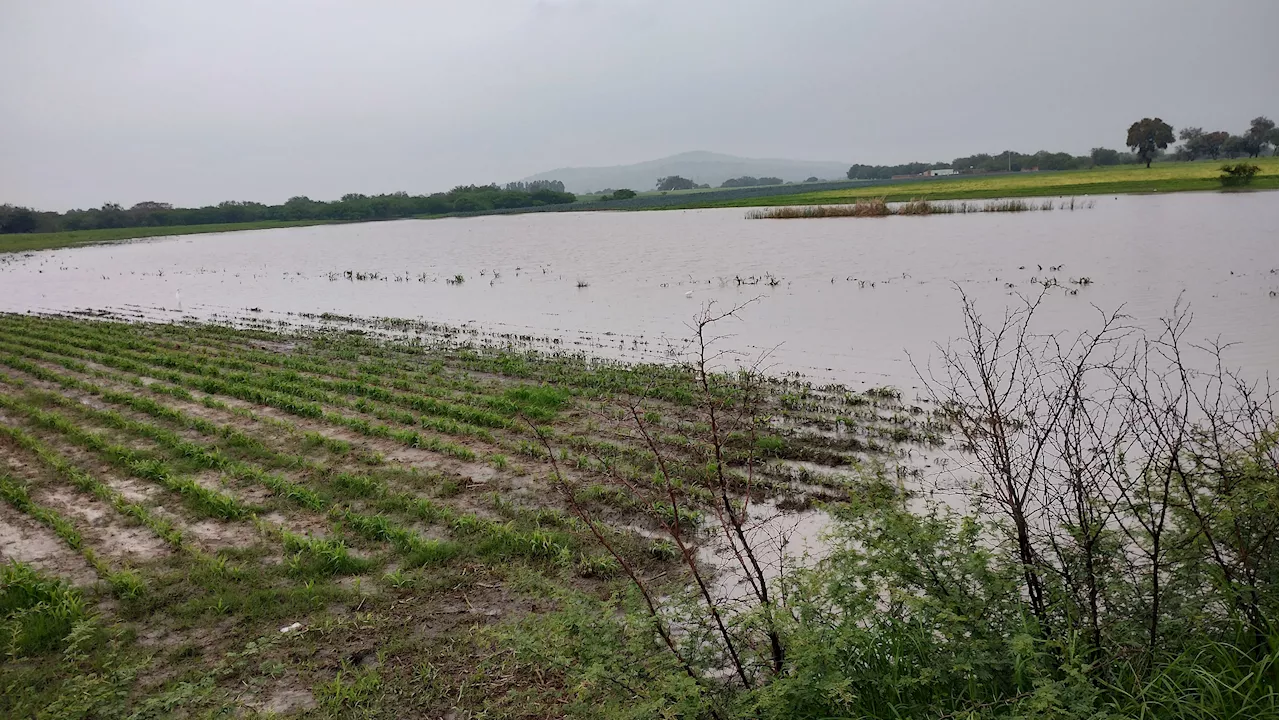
[1,327,800,508]
[0,383,465,579]
[0,412,226,579]
[0,389,252,520]
[0,360,587,569]
[0,334,486,463]
[1,316,515,430]
[0,472,150,598]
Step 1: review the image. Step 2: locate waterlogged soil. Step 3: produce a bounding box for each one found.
[0,502,98,584]
[0,310,960,717]
[0,193,1274,388]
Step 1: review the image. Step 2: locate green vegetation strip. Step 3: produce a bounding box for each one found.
[0,320,506,452]
[0,351,587,568]
[0,219,341,254]
[0,391,251,521]
[0,414,186,550]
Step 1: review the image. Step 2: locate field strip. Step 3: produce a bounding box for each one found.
[0,478,100,587]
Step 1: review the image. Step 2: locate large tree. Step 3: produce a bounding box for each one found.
[1126,118,1175,168]
[1090,147,1123,166]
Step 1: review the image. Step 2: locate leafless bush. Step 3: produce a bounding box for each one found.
[529,301,792,698]
[917,290,1277,663]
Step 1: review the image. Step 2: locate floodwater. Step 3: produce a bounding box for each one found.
[1,191,1276,389]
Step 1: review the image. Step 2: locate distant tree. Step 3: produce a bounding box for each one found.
[1025,151,1082,171]
[491,191,531,209]
[453,197,482,212]
[282,196,318,220]
[608,189,637,200]
[1090,147,1123,166]
[504,180,565,193]
[655,175,696,191]
[130,201,172,212]
[721,176,785,188]
[848,161,942,179]
[529,188,575,205]
[1223,135,1250,158]
[0,204,37,234]
[1177,127,1205,160]
[1126,118,1175,168]
[1202,131,1229,159]
[96,202,127,229]
[804,176,820,183]
[1244,116,1276,157]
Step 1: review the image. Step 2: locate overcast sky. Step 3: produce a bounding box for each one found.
[2,0,1277,210]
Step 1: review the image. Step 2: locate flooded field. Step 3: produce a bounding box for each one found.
[2,191,1275,390]
[0,192,1275,717]
[0,309,940,715]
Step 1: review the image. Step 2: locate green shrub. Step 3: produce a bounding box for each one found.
[500,385,569,421]
[755,435,786,457]
[1220,162,1261,186]
[282,533,370,577]
[403,539,460,567]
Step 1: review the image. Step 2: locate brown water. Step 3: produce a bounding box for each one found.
[2,191,1275,388]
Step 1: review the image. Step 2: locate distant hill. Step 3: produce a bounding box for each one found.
[520,151,849,194]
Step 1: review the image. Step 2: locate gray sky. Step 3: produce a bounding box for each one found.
[2,0,1276,210]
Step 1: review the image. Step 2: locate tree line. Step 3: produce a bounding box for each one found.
[0,182,575,235]
[846,151,1100,180]
[847,115,1278,179]
[1126,115,1276,167]
[1174,117,1275,161]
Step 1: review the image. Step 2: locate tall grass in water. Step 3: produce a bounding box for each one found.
[745,197,891,219]
[747,196,1073,219]
[895,198,938,215]
[982,198,1055,212]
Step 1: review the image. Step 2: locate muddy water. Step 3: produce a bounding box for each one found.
[1,192,1275,389]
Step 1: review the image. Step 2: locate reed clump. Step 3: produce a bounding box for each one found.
[747,196,1090,219]
[745,197,892,219]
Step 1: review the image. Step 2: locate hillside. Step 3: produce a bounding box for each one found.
[519,150,849,193]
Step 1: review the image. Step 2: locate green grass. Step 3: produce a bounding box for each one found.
[0,561,88,657]
[705,157,1280,208]
[0,219,339,254]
